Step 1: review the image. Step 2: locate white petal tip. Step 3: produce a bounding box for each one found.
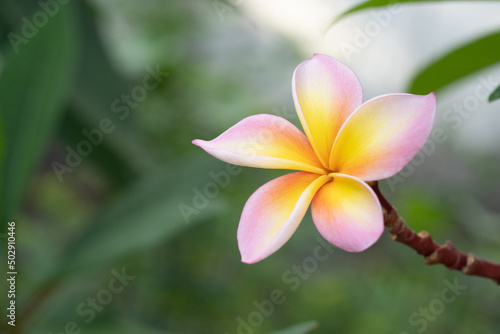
[241,257,257,264]
[240,250,265,264]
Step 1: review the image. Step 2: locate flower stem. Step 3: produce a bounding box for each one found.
[371,182,500,284]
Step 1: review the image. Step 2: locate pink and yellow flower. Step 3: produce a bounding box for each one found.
[193,54,436,264]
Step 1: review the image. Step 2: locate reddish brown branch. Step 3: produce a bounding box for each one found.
[371,182,500,284]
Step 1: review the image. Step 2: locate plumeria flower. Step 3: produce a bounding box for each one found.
[193,54,436,264]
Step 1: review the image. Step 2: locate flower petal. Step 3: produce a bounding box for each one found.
[330,93,436,180]
[311,173,384,252]
[193,114,325,174]
[238,172,331,263]
[292,54,363,168]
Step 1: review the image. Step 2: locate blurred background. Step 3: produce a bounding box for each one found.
[0,0,500,333]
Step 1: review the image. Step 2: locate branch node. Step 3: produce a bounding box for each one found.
[370,182,500,284]
[415,231,434,256]
[462,254,480,275]
[425,242,466,269]
[388,217,405,235]
[384,208,399,226]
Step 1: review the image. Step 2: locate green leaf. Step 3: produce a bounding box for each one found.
[334,0,500,23]
[0,113,3,165]
[0,4,78,223]
[0,0,41,30]
[489,84,500,102]
[53,5,155,187]
[82,319,177,334]
[410,30,500,94]
[66,5,159,178]
[268,321,318,334]
[62,158,229,273]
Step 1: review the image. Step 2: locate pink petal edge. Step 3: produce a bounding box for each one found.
[330,93,436,180]
[292,54,363,167]
[238,172,331,263]
[193,114,325,174]
[311,173,384,252]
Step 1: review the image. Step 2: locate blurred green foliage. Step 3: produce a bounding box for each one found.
[0,1,77,225]
[336,0,500,99]
[0,0,499,334]
[409,31,500,95]
[490,85,500,101]
[334,0,500,23]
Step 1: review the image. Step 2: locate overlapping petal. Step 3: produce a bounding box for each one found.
[292,54,363,168]
[330,93,436,180]
[193,114,325,174]
[237,172,331,263]
[311,173,384,252]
